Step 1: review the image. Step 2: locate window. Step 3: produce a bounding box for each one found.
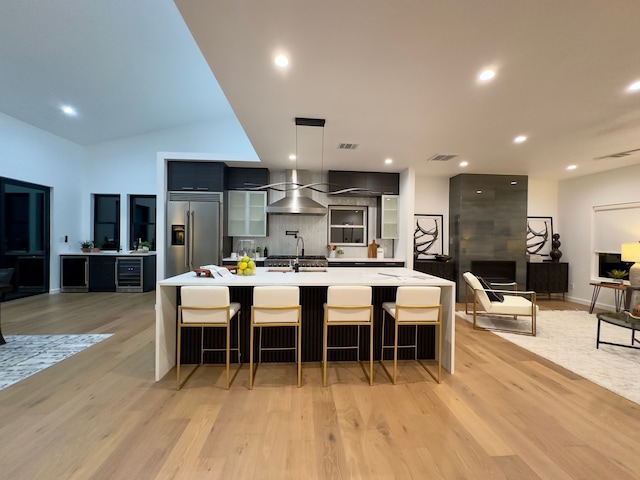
[94,194,120,250]
[328,205,368,246]
[129,195,156,250]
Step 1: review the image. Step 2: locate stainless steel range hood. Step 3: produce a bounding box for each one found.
[265,169,327,215]
[266,118,327,215]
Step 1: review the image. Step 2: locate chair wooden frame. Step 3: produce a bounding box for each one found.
[249,287,302,389]
[323,286,374,386]
[176,290,241,390]
[380,294,442,384]
[463,272,537,336]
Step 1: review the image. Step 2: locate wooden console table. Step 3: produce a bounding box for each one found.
[589,282,626,314]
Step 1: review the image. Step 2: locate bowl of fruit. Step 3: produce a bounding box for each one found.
[236,255,256,276]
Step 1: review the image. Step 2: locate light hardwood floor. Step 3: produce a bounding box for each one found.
[0,292,638,479]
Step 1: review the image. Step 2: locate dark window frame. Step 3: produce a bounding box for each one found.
[93,194,120,250]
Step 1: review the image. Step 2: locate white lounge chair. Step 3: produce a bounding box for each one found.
[463,271,537,336]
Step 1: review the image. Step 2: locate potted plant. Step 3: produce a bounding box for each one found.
[327,244,337,258]
[79,240,93,252]
[139,241,151,252]
[608,269,628,283]
[336,248,345,257]
[92,240,101,252]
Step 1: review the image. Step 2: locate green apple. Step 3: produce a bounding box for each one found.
[248,260,256,269]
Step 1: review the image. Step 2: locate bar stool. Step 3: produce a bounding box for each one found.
[249,286,302,389]
[380,286,442,384]
[323,285,373,386]
[177,285,241,390]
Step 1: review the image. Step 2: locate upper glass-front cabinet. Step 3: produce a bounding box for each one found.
[227,191,267,237]
[380,195,399,239]
[328,205,368,246]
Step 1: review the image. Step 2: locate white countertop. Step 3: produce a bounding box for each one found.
[62,251,157,256]
[222,256,404,263]
[158,267,451,287]
[327,257,405,262]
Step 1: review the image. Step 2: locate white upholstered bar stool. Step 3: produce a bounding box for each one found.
[380,286,442,384]
[323,285,374,386]
[250,286,302,389]
[177,286,241,390]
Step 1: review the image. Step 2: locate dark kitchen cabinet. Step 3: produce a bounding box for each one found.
[328,171,399,196]
[61,254,156,293]
[167,161,226,192]
[328,260,405,267]
[61,256,89,292]
[225,167,269,190]
[526,262,569,298]
[89,256,116,292]
[414,260,455,281]
[367,172,399,195]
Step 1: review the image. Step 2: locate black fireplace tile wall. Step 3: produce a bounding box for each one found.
[450,174,528,301]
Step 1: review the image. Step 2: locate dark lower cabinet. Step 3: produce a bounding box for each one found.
[414,260,455,281]
[61,256,88,292]
[61,254,156,293]
[526,262,569,298]
[89,256,116,292]
[328,261,405,267]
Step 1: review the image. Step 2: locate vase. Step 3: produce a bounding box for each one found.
[328,250,336,258]
[550,233,562,263]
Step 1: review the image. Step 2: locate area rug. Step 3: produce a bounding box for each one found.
[458,310,640,405]
[0,334,113,391]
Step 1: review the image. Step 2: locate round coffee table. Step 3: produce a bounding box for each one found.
[596,311,640,350]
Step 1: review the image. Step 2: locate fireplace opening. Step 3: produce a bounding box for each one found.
[470,260,517,284]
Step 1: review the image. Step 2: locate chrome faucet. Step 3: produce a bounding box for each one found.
[295,235,305,258]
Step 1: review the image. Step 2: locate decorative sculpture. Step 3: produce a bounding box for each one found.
[550,233,562,263]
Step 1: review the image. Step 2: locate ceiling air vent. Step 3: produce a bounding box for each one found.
[338,143,358,150]
[427,154,458,162]
[594,148,640,160]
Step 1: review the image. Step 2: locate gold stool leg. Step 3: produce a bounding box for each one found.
[249,318,255,390]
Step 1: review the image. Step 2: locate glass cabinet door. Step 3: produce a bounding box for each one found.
[228,191,267,237]
[380,195,399,239]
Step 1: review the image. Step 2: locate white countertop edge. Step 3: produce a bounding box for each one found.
[61,251,157,256]
[158,267,453,287]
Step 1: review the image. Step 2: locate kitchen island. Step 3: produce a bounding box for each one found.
[155,267,456,381]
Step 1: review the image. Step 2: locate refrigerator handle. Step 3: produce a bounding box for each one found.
[190,210,195,269]
[184,209,190,269]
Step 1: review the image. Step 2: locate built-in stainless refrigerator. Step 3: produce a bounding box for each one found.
[166,191,223,278]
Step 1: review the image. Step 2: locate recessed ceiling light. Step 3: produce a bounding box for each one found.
[61,105,76,116]
[476,190,482,194]
[289,154,296,161]
[459,161,468,167]
[514,135,527,143]
[274,54,289,67]
[567,165,577,170]
[510,181,518,185]
[384,158,393,165]
[627,81,640,92]
[478,69,495,82]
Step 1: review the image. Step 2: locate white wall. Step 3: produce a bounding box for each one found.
[0,114,257,292]
[0,112,85,292]
[85,119,259,250]
[559,163,640,310]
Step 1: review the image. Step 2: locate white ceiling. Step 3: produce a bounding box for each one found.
[4,1,640,181]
